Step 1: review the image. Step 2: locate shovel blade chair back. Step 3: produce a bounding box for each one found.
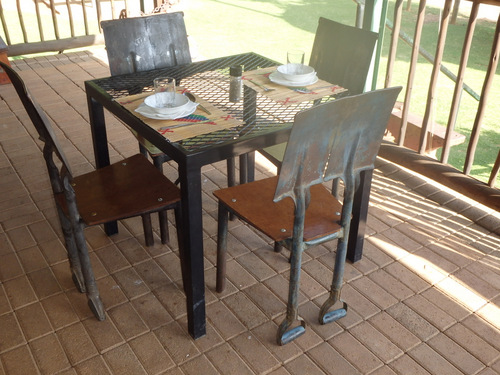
[260,17,379,167]
[214,86,401,345]
[101,11,192,168]
[309,17,378,96]
[0,61,182,321]
[101,12,192,76]
[102,12,237,195]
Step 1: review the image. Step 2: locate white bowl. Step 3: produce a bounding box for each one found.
[277,64,316,84]
[144,93,190,115]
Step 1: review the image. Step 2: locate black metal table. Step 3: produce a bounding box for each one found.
[85,52,371,339]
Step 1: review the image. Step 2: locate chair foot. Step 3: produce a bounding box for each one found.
[277,317,306,346]
[319,297,348,324]
[72,270,86,293]
[88,294,106,321]
[274,242,283,253]
[159,210,169,245]
[142,213,154,246]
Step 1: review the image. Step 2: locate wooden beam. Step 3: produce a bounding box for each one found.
[464,0,499,5]
[6,35,105,56]
[379,141,500,212]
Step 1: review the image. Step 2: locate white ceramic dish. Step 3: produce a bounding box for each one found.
[144,93,190,115]
[269,71,318,87]
[276,64,316,84]
[135,100,198,120]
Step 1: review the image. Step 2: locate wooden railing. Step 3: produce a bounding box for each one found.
[379,0,500,212]
[1,0,499,211]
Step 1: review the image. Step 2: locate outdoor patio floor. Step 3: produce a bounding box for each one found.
[1,50,500,375]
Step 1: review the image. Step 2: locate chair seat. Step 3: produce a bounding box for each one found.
[66,154,180,226]
[214,176,343,243]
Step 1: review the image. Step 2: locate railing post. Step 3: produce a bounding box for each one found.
[418,0,452,154]
[385,0,404,88]
[442,1,479,163]
[464,12,500,175]
[362,0,389,91]
[399,0,426,147]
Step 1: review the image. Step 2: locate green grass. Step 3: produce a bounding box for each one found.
[2,0,499,185]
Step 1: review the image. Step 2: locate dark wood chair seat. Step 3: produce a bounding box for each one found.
[214,176,342,243]
[55,154,180,226]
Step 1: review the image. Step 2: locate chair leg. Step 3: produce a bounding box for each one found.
[227,158,235,188]
[152,155,164,173]
[57,206,86,293]
[318,237,349,324]
[226,158,236,221]
[274,242,283,253]
[64,184,105,320]
[216,203,229,293]
[141,214,154,247]
[139,143,149,158]
[331,178,340,198]
[277,245,306,345]
[173,204,187,294]
[159,210,169,245]
[73,223,105,321]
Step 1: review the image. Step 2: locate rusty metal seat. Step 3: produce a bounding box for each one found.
[214,86,401,345]
[1,61,183,321]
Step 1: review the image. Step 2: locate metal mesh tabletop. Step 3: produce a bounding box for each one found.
[90,53,318,153]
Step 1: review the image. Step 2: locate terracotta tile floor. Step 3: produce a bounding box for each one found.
[1,50,500,375]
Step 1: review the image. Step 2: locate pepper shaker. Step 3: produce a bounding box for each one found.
[229,65,242,102]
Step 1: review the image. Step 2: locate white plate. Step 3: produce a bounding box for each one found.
[135,101,198,120]
[269,71,318,87]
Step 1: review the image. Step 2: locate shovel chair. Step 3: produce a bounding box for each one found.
[214,86,401,345]
[0,61,183,320]
[102,12,190,243]
[259,17,379,167]
[101,12,192,172]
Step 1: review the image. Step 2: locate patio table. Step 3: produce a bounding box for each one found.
[85,52,372,339]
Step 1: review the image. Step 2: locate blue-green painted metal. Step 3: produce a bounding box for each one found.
[274,86,402,345]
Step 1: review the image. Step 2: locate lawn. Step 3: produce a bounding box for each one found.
[182,0,499,185]
[2,0,499,185]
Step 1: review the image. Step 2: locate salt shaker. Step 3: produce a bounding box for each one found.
[229,65,242,102]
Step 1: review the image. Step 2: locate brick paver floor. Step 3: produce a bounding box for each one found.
[1,50,500,374]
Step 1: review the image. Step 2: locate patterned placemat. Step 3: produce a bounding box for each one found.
[242,67,347,106]
[116,87,242,143]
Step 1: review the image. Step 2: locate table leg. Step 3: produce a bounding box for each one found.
[179,162,207,339]
[239,83,257,184]
[246,152,255,182]
[87,92,118,235]
[346,168,373,263]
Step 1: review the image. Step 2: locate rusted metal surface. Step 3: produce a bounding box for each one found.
[101,12,191,76]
